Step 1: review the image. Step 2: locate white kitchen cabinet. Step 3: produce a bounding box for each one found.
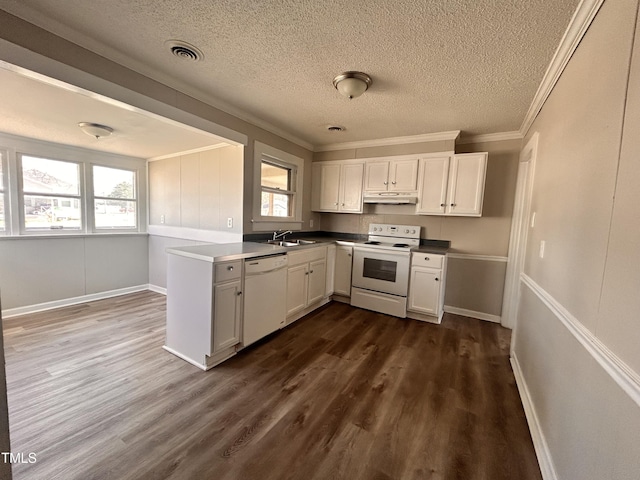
[165,256,242,370]
[416,153,487,216]
[325,244,336,297]
[212,279,242,352]
[364,158,419,193]
[407,253,447,323]
[312,161,364,213]
[333,244,353,297]
[286,246,328,322]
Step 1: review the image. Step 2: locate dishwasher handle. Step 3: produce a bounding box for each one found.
[245,265,287,276]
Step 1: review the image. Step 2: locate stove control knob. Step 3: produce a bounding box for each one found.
[405,229,409,233]
[411,229,416,234]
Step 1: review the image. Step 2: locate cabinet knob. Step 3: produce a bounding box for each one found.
[305,272,309,275]
[450,203,456,207]
[348,253,352,257]
[440,203,445,207]
[335,202,339,205]
[227,266,234,271]
[237,291,242,295]
[425,257,430,261]
[341,203,345,206]
[435,278,439,281]
[383,181,388,185]
[310,270,314,274]
[392,181,396,185]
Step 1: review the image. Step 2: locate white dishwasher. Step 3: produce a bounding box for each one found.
[243,254,288,347]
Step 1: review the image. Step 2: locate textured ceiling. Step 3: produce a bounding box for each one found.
[0,0,581,148]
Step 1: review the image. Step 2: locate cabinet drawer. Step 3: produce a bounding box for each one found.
[411,253,444,269]
[287,246,327,266]
[215,261,242,282]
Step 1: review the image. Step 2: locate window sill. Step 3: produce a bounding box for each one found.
[0,232,148,240]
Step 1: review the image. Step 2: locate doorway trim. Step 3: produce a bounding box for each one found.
[501,132,539,331]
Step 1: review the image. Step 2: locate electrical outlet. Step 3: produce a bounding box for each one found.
[160,214,165,224]
[227,217,233,228]
[310,219,314,228]
[539,240,545,258]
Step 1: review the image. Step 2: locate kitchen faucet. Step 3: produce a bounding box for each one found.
[272,230,292,241]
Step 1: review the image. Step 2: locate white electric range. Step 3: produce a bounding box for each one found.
[350,223,421,317]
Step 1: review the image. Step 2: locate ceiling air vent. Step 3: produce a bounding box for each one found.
[165,40,204,62]
[327,125,346,132]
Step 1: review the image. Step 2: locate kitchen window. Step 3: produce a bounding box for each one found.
[20,155,83,231]
[93,165,137,230]
[253,141,304,231]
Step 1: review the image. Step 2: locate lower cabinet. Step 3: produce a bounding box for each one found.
[212,279,242,353]
[286,246,328,321]
[407,253,447,323]
[165,256,242,370]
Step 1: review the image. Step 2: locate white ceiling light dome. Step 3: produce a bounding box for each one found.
[78,122,114,139]
[333,72,372,99]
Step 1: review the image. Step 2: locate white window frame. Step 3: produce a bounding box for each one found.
[252,141,304,231]
[91,164,139,232]
[18,153,85,235]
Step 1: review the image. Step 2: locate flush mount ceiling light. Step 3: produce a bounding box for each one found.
[333,71,372,99]
[165,39,204,62]
[326,125,346,132]
[78,122,114,139]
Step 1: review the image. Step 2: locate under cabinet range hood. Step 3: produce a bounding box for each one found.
[363,193,418,204]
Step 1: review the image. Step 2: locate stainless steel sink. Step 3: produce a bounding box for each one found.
[266,239,317,247]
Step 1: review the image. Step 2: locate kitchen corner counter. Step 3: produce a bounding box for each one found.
[412,245,450,255]
[166,242,285,263]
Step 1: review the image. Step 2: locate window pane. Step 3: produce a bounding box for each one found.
[95,199,136,228]
[22,156,80,195]
[261,162,290,190]
[24,195,81,230]
[93,166,136,199]
[261,191,290,217]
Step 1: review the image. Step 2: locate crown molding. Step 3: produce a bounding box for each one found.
[519,0,605,136]
[457,131,523,145]
[314,130,461,152]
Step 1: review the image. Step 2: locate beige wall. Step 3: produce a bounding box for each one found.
[148,145,243,234]
[513,0,640,478]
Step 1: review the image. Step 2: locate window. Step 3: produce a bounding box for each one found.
[93,165,137,229]
[21,155,82,231]
[253,141,304,231]
[261,159,294,217]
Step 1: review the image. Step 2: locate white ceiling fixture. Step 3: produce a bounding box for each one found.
[333,72,372,99]
[78,122,113,139]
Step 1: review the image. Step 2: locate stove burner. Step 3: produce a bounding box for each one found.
[365,241,381,245]
[393,243,409,248]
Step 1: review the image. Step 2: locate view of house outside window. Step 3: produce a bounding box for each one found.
[93,165,137,229]
[260,160,292,217]
[21,155,82,230]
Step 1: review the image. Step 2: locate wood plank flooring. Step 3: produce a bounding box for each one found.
[3,292,542,480]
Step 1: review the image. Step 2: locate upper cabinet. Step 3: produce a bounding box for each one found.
[312,161,364,213]
[416,153,487,216]
[363,158,419,193]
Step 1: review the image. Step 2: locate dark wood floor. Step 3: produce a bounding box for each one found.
[3,291,542,480]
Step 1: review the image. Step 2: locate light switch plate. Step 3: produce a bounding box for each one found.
[227,217,233,228]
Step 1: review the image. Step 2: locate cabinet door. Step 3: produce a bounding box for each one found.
[339,163,364,212]
[446,153,487,216]
[416,156,450,215]
[287,264,308,316]
[213,280,241,352]
[408,268,442,315]
[389,159,418,191]
[307,260,326,305]
[364,161,390,192]
[334,245,353,296]
[312,163,341,212]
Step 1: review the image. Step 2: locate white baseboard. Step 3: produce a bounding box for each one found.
[510,352,558,480]
[2,285,150,318]
[148,284,167,295]
[443,305,501,323]
[162,345,206,371]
